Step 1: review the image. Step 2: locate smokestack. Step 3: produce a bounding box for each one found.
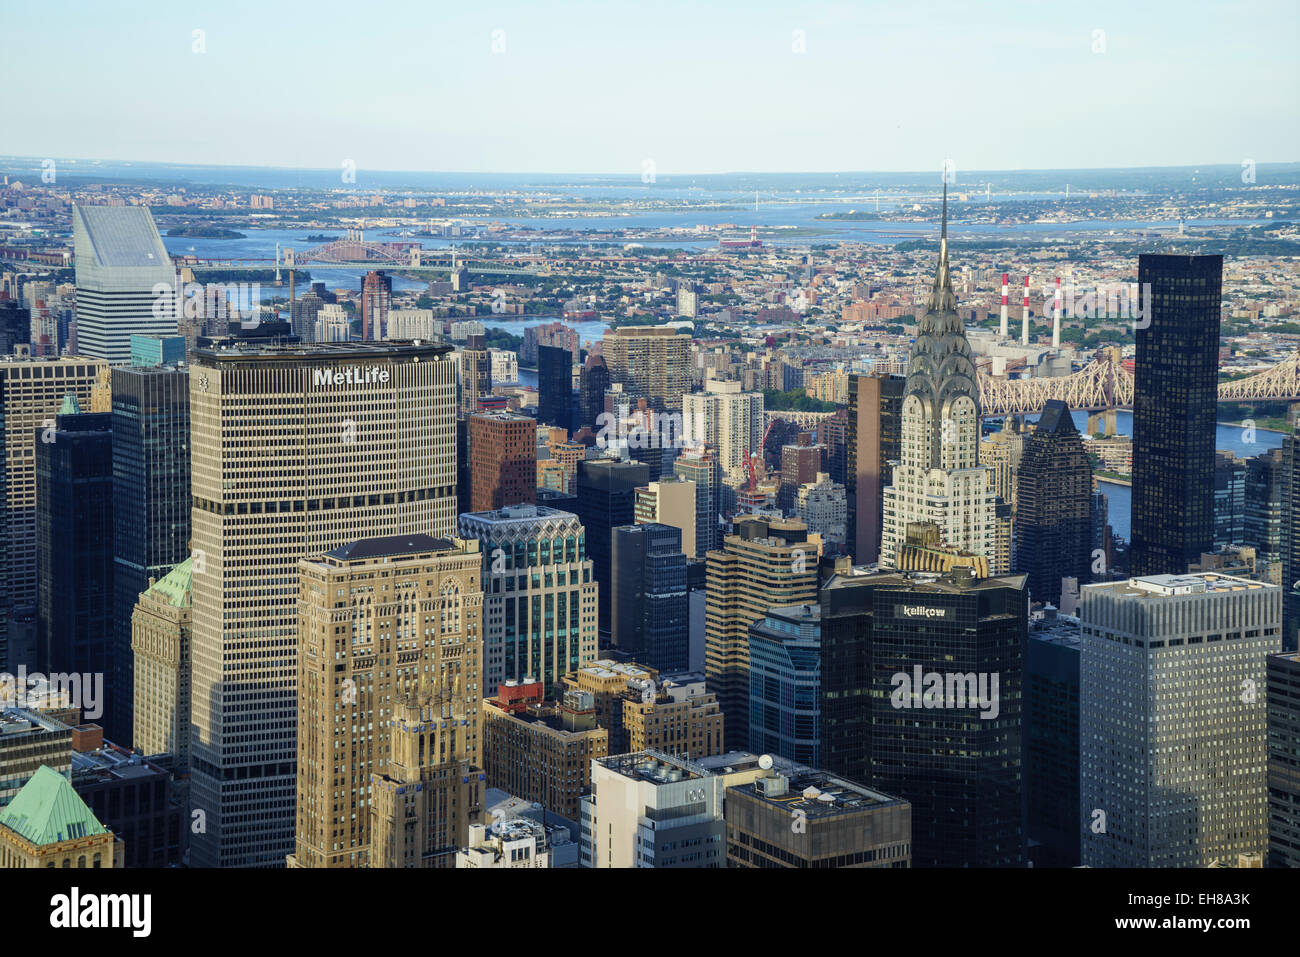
[999,272,1009,338]
[1052,277,1062,349]
[1021,275,1030,345]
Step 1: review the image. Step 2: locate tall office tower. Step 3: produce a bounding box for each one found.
[1130,255,1223,577]
[796,473,848,551]
[293,534,483,869]
[778,443,824,513]
[467,411,536,512]
[313,303,350,343]
[1080,573,1280,867]
[360,270,392,341]
[846,372,905,565]
[0,356,108,669]
[189,341,458,868]
[725,763,912,869]
[71,206,178,365]
[1267,651,1300,867]
[611,523,688,673]
[1285,428,1300,650]
[816,571,880,786]
[633,476,696,557]
[1026,607,1081,868]
[522,321,579,366]
[1245,448,1284,568]
[819,407,850,488]
[481,683,609,821]
[458,505,597,695]
[110,359,190,743]
[0,298,29,355]
[673,450,722,557]
[705,516,821,751]
[579,352,610,431]
[979,425,1024,509]
[574,458,650,637]
[35,403,114,709]
[601,326,691,411]
[682,379,764,486]
[288,283,326,343]
[0,766,123,868]
[459,333,492,414]
[1214,451,1246,549]
[747,603,821,765]
[880,196,996,571]
[1013,400,1091,607]
[870,566,1028,868]
[581,751,729,868]
[130,556,192,788]
[537,344,573,429]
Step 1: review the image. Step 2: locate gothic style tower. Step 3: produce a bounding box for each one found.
[880,181,998,569]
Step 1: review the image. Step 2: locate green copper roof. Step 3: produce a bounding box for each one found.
[0,765,107,846]
[58,393,82,416]
[144,557,193,607]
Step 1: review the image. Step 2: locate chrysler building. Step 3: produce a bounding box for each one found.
[880,182,997,569]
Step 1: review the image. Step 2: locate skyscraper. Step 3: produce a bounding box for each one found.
[458,504,598,695]
[1080,573,1279,867]
[467,411,536,512]
[459,333,491,415]
[682,378,764,486]
[110,360,190,743]
[673,449,722,557]
[189,341,458,868]
[611,523,689,673]
[360,270,392,341]
[747,603,821,765]
[130,556,193,789]
[880,191,996,570]
[537,344,573,430]
[292,534,483,869]
[870,566,1028,868]
[1130,254,1223,577]
[71,206,178,365]
[574,458,649,637]
[601,326,691,411]
[36,402,114,715]
[1267,650,1300,868]
[0,356,108,670]
[1013,399,1092,607]
[847,373,904,565]
[705,515,821,751]
[579,351,610,432]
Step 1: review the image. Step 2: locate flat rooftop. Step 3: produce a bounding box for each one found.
[731,770,905,818]
[1092,572,1271,599]
[599,750,708,783]
[193,339,452,362]
[325,534,456,563]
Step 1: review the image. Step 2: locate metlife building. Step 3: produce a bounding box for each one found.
[187,340,458,867]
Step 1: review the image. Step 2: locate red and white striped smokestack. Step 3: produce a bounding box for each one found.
[1021,275,1030,345]
[999,272,1009,337]
[1052,276,1062,348]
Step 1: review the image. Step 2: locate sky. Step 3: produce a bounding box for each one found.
[4,0,1298,175]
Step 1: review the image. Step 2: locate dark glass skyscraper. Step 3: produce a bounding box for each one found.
[870,567,1028,868]
[111,364,191,743]
[1013,399,1091,606]
[1130,254,1222,576]
[537,344,573,431]
[846,372,904,565]
[610,522,688,672]
[36,403,114,728]
[574,458,649,637]
[579,352,610,432]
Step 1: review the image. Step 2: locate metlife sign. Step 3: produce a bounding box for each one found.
[312,366,392,386]
[894,604,950,620]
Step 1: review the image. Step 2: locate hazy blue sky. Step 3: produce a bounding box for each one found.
[5,0,1297,174]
